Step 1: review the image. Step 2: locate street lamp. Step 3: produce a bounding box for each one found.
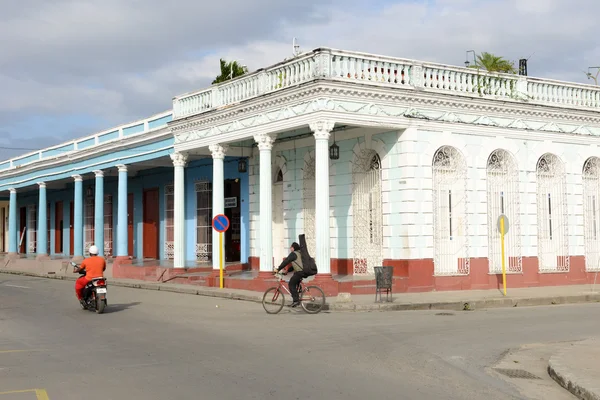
[586,67,600,86]
[464,50,476,67]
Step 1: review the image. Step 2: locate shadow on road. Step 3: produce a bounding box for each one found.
[103,302,141,314]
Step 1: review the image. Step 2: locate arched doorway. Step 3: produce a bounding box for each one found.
[272,168,285,264]
[536,153,569,272]
[352,150,383,275]
[583,157,600,271]
[432,145,469,275]
[303,154,316,256]
[486,149,522,273]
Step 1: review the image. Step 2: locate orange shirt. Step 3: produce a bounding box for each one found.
[80,256,106,281]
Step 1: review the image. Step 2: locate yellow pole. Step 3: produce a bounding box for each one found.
[219,232,224,289]
[500,217,507,296]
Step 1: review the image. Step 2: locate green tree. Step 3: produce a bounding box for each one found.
[469,52,516,74]
[212,58,248,84]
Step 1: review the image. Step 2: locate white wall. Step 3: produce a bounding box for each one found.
[397,124,590,264]
[248,122,594,270]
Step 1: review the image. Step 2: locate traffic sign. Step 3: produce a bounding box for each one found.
[496,214,509,234]
[497,213,509,297]
[212,214,230,232]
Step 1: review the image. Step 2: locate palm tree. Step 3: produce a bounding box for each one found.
[212,58,248,84]
[469,52,516,74]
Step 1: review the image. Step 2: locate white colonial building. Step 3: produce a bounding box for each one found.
[2,47,600,294]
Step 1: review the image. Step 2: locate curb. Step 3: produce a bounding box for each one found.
[2,269,600,313]
[548,344,600,400]
[0,268,264,300]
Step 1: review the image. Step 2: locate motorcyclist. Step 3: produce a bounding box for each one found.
[274,242,308,307]
[73,245,106,305]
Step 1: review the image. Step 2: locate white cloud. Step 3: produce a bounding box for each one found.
[1,0,599,142]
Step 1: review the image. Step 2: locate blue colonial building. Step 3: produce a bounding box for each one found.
[0,110,249,269]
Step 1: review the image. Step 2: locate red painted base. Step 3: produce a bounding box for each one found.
[111,256,599,296]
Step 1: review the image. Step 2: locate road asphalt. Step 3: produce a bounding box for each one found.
[1,273,599,400]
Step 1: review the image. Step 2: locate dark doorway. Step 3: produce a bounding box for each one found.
[69,201,74,256]
[224,179,241,263]
[0,206,5,253]
[19,207,26,254]
[128,193,134,257]
[143,188,159,259]
[55,201,63,254]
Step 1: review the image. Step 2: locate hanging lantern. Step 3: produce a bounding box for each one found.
[238,144,247,173]
[329,131,339,160]
[238,158,247,173]
[329,143,339,160]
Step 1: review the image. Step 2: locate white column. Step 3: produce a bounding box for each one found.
[310,120,335,274]
[254,133,276,272]
[93,170,104,256]
[171,152,188,268]
[116,165,128,257]
[36,182,48,259]
[209,144,228,269]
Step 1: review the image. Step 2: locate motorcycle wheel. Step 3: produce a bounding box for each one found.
[96,297,105,314]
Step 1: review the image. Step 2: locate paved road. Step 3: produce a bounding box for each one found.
[0,274,598,400]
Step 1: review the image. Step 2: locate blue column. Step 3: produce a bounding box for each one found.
[116,165,128,257]
[37,182,48,257]
[8,188,17,254]
[73,175,83,258]
[94,170,104,256]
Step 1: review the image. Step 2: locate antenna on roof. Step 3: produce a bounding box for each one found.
[293,38,301,56]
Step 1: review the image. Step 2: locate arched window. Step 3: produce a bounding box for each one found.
[432,146,469,275]
[583,157,600,271]
[352,150,383,275]
[486,149,522,273]
[536,153,568,272]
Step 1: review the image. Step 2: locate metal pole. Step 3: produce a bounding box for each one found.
[500,217,507,296]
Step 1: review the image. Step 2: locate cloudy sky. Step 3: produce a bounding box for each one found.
[1,0,598,160]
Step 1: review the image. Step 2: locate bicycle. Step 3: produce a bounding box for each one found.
[262,272,326,314]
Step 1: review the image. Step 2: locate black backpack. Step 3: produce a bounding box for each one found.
[298,234,318,276]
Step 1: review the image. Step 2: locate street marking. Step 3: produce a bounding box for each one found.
[0,389,50,399]
[0,349,47,354]
[3,284,30,289]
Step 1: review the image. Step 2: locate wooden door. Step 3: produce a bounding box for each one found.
[0,206,5,253]
[55,201,63,254]
[19,207,26,254]
[143,189,159,259]
[69,201,74,256]
[128,193,134,257]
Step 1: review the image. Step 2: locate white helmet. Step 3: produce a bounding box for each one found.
[89,245,99,255]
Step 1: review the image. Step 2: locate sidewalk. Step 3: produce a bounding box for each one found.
[2,267,600,312]
[548,337,600,400]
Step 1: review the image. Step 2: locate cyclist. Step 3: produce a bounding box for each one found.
[274,242,308,307]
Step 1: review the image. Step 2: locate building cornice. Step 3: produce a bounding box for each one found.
[0,126,173,180]
[172,81,600,149]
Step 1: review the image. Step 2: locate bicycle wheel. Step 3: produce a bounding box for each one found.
[300,285,325,314]
[262,287,285,314]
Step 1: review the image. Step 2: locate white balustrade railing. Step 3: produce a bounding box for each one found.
[172,48,600,119]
